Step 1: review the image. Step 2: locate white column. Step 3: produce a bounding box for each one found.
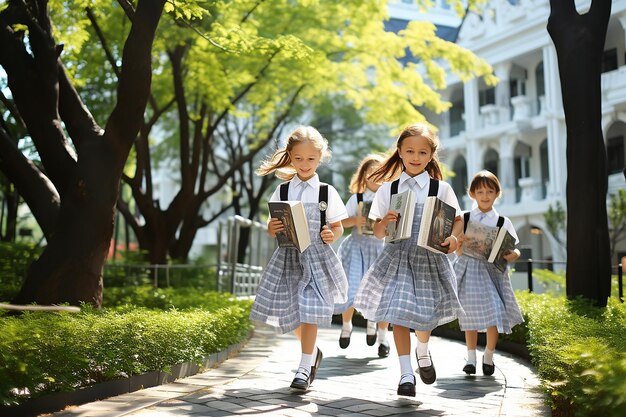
[494,62,512,122]
[499,135,517,205]
[464,78,480,131]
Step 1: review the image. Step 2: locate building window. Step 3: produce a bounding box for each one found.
[540,139,549,198]
[449,99,465,137]
[602,48,618,73]
[479,87,495,107]
[607,136,625,175]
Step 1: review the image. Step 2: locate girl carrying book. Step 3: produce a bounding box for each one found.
[251,126,348,391]
[454,170,524,376]
[353,123,463,397]
[334,153,391,357]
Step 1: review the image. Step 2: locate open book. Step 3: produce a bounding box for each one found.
[488,227,516,272]
[463,220,516,272]
[268,201,311,253]
[385,189,416,243]
[357,200,376,235]
[417,196,456,253]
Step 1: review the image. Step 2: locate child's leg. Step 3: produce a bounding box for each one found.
[463,330,478,374]
[393,325,415,393]
[339,308,354,348]
[376,321,390,357]
[414,330,436,384]
[291,323,319,388]
[366,319,377,346]
[482,326,499,376]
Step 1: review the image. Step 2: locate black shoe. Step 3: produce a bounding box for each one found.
[397,374,416,397]
[339,330,351,349]
[378,342,390,358]
[482,360,495,376]
[462,363,476,375]
[309,348,323,383]
[415,350,436,385]
[366,322,376,346]
[290,368,310,390]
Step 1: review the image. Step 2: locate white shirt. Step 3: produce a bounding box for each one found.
[268,174,348,224]
[469,206,519,244]
[344,189,377,217]
[369,171,462,220]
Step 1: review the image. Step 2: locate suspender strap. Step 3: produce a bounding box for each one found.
[319,183,328,236]
[428,178,439,197]
[390,179,399,197]
[463,212,470,234]
[356,193,363,204]
[497,216,505,228]
[279,182,289,201]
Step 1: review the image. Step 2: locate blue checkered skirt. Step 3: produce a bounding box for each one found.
[454,255,524,333]
[334,231,384,314]
[353,203,461,331]
[250,202,348,333]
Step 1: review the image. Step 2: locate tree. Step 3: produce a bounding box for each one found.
[77,0,496,263]
[547,0,612,306]
[0,0,166,307]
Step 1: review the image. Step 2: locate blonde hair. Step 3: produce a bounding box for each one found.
[369,123,443,183]
[468,170,502,198]
[256,126,331,181]
[348,153,385,194]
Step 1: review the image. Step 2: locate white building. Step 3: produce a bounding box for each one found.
[390,0,626,270]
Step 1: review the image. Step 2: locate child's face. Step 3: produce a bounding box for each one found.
[470,185,498,212]
[365,163,381,192]
[398,135,432,176]
[289,141,322,181]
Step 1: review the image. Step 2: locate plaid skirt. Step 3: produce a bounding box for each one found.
[454,255,524,333]
[250,203,348,333]
[353,203,461,331]
[334,231,384,314]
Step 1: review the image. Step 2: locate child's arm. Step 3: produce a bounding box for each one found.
[441,216,463,254]
[267,218,285,238]
[341,215,365,229]
[321,221,344,244]
[372,210,398,240]
[503,248,521,262]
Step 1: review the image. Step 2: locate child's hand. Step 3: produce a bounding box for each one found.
[320,225,334,244]
[441,235,459,253]
[381,210,399,227]
[355,215,366,227]
[267,218,284,237]
[502,249,519,262]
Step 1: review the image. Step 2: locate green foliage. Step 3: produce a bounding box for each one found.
[522,293,626,417]
[533,268,566,297]
[0,295,252,406]
[544,201,566,248]
[103,285,235,310]
[0,242,42,301]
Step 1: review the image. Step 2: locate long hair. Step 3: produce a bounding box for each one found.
[256,126,331,181]
[348,153,385,194]
[369,123,443,183]
[468,170,502,198]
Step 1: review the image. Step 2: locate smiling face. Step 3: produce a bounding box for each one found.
[288,140,322,181]
[398,135,433,177]
[470,185,498,213]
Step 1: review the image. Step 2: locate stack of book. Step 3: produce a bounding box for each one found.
[463,220,516,272]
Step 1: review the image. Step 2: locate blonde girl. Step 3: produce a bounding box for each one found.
[353,123,463,397]
[335,154,390,357]
[251,126,348,391]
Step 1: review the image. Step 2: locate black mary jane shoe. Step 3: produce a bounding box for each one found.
[309,349,323,383]
[415,351,437,385]
[366,322,377,346]
[397,374,416,397]
[339,330,351,349]
[290,368,310,390]
[482,360,495,376]
[378,342,390,358]
[463,363,476,375]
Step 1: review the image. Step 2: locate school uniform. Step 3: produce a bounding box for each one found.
[454,207,524,333]
[353,171,462,331]
[250,174,349,333]
[334,190,385,314]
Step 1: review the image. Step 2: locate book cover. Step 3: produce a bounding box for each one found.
[417,196,456,253]
[385,189,416,243]
[462,220,499,260]
[488,227,516,272]
[268,201,311,253]
[357,200,376,235]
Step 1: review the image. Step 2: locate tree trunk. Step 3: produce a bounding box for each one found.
[547,0,612,306]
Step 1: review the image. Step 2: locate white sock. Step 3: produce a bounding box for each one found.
[341,321,352,337]
[310,347,318,367]
[399,373,415,385]
[377,327,388,345]
[416,341,431,367]
[398,354,413,376]
[299,353,313,373]
[483,348,495,365]
[467,349,477,365]
[366,320,376,335]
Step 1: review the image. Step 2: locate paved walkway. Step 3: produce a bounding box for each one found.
[51,325,550,417]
